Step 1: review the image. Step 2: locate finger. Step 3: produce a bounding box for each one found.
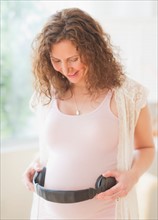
[33,162,43,172]
[102,183,121,196]
[96,191,120,201]
[102,170,119,178]
[95,193,111,200]
[22,175,35,192]
[111,185,129,200]
[22,169,35,190]
[114,189,128,198]
[26,182,35,192]
[95,185,122,201]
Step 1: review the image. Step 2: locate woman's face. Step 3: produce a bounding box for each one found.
[50,39,87,86]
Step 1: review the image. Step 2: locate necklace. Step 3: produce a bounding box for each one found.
[72,89,108,116]
[73,92,81,115]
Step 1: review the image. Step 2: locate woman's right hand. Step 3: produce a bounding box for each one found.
[23,159,43,192]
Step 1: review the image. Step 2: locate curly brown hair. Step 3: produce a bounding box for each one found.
[32,8,125,103]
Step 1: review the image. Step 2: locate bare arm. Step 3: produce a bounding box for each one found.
[96,105,155,200]
[131,105,155,180]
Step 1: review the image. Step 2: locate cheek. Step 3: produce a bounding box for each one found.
[52,62,60,72]
[80,64,88,74]
[75,62,86,71]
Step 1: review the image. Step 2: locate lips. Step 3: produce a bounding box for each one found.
[67,71,78,78]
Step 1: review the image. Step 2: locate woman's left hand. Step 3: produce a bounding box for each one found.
[95,170,138,201]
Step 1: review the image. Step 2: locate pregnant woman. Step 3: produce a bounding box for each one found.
[23,8,155,220]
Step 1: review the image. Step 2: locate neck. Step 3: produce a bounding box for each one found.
[71,84,89,97]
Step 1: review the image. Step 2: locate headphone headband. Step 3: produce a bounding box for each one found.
[33,167,116,203]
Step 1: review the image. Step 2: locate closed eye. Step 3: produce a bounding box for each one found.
[51,58,61,63]
[69,57,79,62]
[50,55,79,64]
[53,60,61,63]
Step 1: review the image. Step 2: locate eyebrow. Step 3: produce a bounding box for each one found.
[51,55,79,60]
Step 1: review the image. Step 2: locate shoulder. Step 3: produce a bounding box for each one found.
[121,75,147,93]
[29,91,55,113]
[118,75,148,97]
[115,75,149,109]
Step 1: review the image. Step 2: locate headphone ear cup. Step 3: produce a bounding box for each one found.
[95,175,105,189]
[105,177,117,190]
[95,175,117,192]
[35,167,46,186]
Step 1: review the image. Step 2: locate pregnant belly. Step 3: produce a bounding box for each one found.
[44,155,97,191]
[40,153,116,219]
[39,196,115,219]
[44,150,117,190]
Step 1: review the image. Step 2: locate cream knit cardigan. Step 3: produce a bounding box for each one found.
[114,77,148,219]
[30,76,148,220]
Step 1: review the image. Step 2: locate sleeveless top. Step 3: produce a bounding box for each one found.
[31,91,119,219]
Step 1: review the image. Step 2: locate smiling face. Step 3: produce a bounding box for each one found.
[50,40,87,87]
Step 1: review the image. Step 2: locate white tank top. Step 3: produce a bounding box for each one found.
[35,91,119,219]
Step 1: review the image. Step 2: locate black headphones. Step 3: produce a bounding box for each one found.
[33,167,117,203]
[95,175,117,193]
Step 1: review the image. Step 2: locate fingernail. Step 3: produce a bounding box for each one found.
[34,163,41,170]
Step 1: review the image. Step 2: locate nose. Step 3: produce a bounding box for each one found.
[61,62,70,75]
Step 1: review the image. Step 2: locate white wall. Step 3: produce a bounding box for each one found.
[1,147,38,220]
